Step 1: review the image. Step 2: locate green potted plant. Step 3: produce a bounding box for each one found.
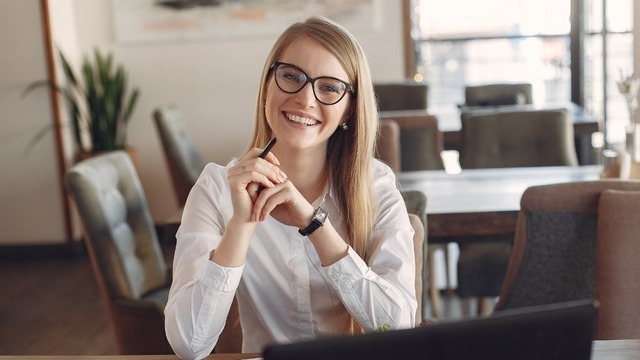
[25,48,140,159]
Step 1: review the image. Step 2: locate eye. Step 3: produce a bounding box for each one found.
[317,78,345,94]
[281,72,300,83]
[279,67,307,84]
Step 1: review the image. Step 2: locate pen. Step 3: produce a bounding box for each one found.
[259,138,277,159]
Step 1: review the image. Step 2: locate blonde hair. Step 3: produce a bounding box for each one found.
[249,16,379,261]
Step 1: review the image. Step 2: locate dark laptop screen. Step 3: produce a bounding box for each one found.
[262,299,598,360]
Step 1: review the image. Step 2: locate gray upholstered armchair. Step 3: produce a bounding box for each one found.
[65,151,173,354]
[153,105,207,207]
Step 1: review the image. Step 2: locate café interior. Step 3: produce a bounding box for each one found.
[1,0,640,358]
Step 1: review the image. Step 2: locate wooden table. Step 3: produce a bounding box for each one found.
[2,340,639,359]
[0,355,261,360]
[165,165,603,245]
[592,340,640,360]
[381,102,601,164]
[397,165,602,245]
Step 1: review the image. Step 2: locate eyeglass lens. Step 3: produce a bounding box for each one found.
[274,63,349,105]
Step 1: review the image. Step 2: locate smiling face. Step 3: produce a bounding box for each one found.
[264,36,352,154]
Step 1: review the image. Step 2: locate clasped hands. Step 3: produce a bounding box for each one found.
[228,147,314,229]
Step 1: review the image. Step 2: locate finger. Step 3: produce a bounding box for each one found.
[258,158,288,184]
[253,181,293,222]
[247,182,260,202]
[263,151,281,166]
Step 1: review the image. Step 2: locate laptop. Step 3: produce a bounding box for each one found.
[262,299,598,360]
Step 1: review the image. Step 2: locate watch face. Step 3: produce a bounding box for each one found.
[314,207,328,223]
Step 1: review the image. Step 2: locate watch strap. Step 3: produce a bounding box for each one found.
[298,207,327,236]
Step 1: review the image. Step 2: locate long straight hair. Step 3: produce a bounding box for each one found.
[249,16,379,261]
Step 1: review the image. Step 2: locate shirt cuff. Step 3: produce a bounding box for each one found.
[200,259,244,292]
[324,247,368,288]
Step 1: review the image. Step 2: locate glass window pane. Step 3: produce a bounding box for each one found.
[583,0,634,145]
[586,33,634,144]
[412,0,633,149]
[417,0,570,37]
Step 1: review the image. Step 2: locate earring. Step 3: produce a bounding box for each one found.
[340,122,348,130]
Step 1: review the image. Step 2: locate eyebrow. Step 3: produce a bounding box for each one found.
[278,61,349,82]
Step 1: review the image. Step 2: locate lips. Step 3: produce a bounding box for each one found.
[286,112,318,126]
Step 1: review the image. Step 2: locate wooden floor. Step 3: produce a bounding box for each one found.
[0,240,472,356]
[0,252,117,355]
[0,237,177,356]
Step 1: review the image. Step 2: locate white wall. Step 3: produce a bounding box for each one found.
[0,0,67,245]
[625,1,639,154]
[0,0,406,245]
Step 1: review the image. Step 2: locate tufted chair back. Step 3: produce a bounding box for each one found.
[65,151,173,354]
[460,109,578,169]
[153,105,207,207]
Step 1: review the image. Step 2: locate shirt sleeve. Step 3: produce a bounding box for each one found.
[323,161,418,331]
[164,162,243,359]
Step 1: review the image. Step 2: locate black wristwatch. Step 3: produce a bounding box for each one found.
[298,207,328,236]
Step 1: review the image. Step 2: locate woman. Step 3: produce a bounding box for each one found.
[165,16,416,358]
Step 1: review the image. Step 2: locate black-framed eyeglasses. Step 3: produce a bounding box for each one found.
[271,62,354,105]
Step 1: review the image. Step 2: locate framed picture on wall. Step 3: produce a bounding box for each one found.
[111,0,380,45]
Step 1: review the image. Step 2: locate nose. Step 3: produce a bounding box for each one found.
[294,81,318,107]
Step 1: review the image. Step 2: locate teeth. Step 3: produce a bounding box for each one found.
[287,113,317,126]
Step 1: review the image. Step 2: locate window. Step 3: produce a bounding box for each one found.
[584,0,634,144]
[409,0,633,146]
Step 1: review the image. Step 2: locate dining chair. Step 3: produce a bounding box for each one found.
[374,82,428,111]
[594,189,640,339]
[459,108,578,169]
[494,181,640,316]
[456,108,579,315]
[64,151,174,355]
[65,150,243,354]
[463,83,532,107]
[408,212,425,326]
[378,114,447,319]
[401,190,433,323]
[375,119,401,172]
[153,105,207,207]
[378,113,445,171]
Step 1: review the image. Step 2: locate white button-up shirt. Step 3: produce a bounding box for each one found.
[165,159,416,359]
